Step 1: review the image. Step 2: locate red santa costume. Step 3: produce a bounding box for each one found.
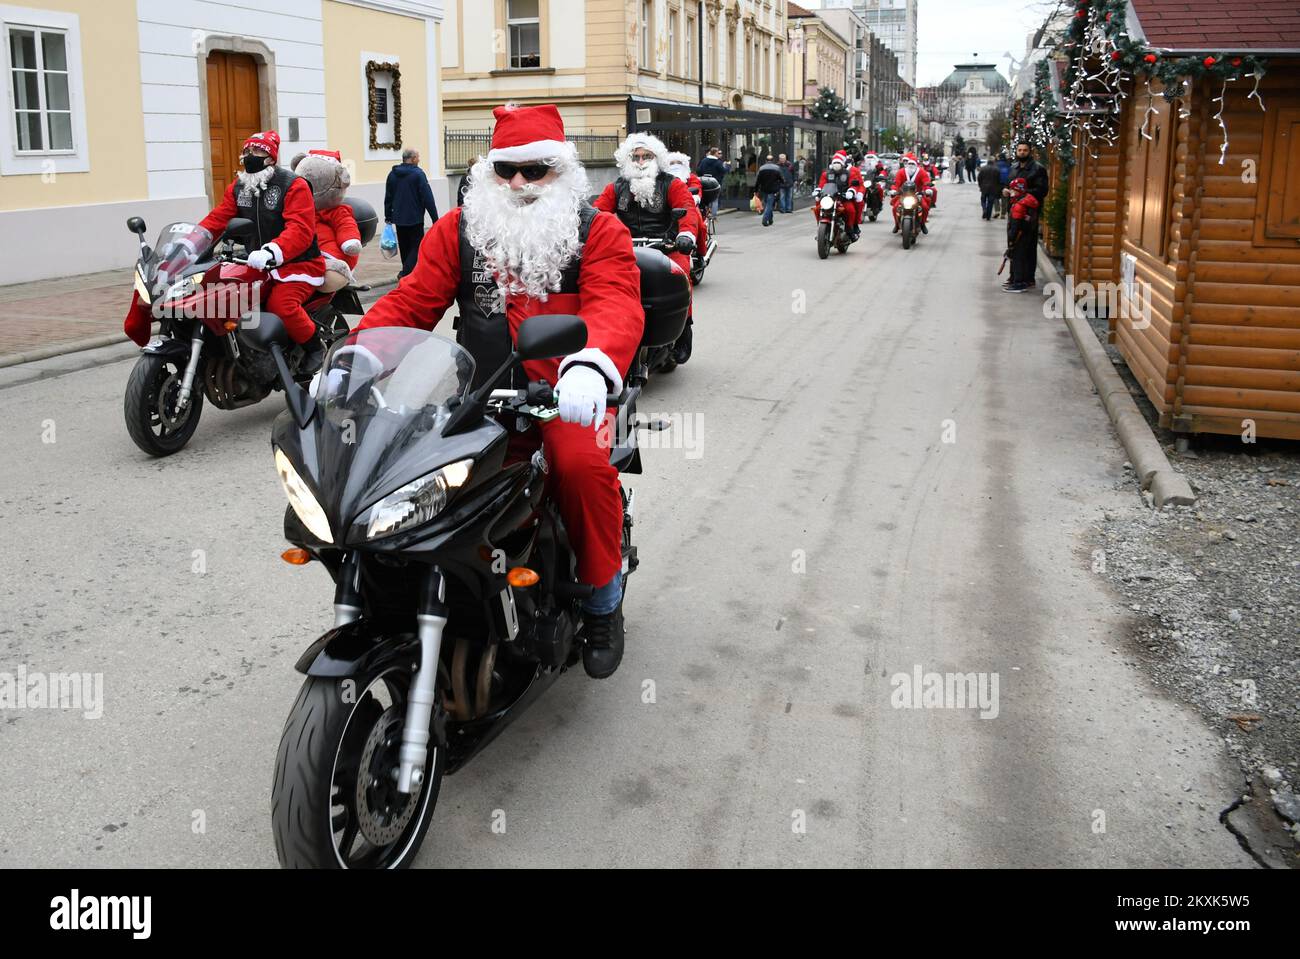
[356,104,644,591]
[593,134,702,283]
[892,153,932,225]
[814,151,865,232]
[665,151,709,251]
[291,148,363,293]
[197,130,326,344]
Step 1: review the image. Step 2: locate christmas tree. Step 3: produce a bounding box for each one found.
[810,86,849,128]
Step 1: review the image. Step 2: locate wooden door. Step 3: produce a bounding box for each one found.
[206,51,261,203]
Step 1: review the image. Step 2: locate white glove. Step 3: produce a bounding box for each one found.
[340,238,362,256]
[555,364,608,430]
[247,248,273,271]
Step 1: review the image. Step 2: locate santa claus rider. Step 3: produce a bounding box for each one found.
[664,151,710,256]
[355,103,644,678]
[891,153,932,235]
[813,151,865,242]
[197,130,330,373]
[594,133,702,367]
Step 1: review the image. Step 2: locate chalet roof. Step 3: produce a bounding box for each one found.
[1128,0,1300,53]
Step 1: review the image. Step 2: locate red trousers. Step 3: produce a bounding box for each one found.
[809,201,861,229]
[509,356,625,588]
[264,280,318,344]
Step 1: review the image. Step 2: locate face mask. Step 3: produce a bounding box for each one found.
[242,154,268,174]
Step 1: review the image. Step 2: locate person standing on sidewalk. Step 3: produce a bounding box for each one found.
[976,157,1001,220]
[1001,140,1049,290]
[777,153,795,213]
[697,147,729,216]
[755,155,784,227]
[996,152,1012,218]
[384,148,440,278]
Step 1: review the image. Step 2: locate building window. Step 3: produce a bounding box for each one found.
[707,21,715,83]
[763,43,769,96]
[685,12,695,79]
[1,9,88,175]
[7,25,71,152]
[668,8,677,75]
[507,0,541,69]
[365,60,401,150]
[641,1,651,70]
[727,26,735,87]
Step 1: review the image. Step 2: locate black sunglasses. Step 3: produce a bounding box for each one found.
[493,161,551,181]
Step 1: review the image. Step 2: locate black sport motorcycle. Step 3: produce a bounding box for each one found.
[262,248,689,868]
[890,184,926,250]
[121,198,378,456]
[865,173,885,222]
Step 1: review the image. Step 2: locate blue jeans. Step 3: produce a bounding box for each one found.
[980,191,994,218]
[584,573,623,615]
[779,186,792,213]
[761,191,778,224]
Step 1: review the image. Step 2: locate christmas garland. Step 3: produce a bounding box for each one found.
[365,60,403,151]
[1026,0,1270,165]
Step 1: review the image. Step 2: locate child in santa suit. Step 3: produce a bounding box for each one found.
[1003,177,1041,293]
[291,149,362,293]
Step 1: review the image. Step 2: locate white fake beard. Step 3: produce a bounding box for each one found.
[621,159,660,205]
[462,159,589,301]
[236,165,275,195]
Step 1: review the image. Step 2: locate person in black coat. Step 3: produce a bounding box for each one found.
[697,147,729,213]
[754,156,784,227]
[384,148,440,277]
[976,158,1001,220]
[1002,140,1050,289]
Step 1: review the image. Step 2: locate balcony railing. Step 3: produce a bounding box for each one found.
[444,128,622,170]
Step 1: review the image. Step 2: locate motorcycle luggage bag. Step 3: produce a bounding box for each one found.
[699,175,720,207]
[344,197,379,247]
[634,247,689,347]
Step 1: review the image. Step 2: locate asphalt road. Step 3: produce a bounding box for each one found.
[0,183,1255,867]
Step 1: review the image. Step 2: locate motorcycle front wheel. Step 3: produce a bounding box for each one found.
[272,666,443,869]
[123,352,204,456]
[902,215,914,250]
[816,222,830,259]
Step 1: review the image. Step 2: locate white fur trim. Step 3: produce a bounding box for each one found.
[558,347,622,394]
[341,238,362,255]
[270,270,325,286]
[265,242,284,266]
[614,133,668,168]
[487,140,571,164]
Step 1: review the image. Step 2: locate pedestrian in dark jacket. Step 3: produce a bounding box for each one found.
[754,157,784,226]
[976,158,1001,220]
[697,148,729,213]
[777,153,795,213]
[996,152,1012,218]
[384,148,440,277]
[1002,141,1049,290]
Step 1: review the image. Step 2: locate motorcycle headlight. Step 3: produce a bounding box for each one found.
[820,195,834,210]
[362,459,473,541]
[275,447,333,544]
[903,196,917,209]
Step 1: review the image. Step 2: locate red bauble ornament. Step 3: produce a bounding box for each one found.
[1144,53,1157,63]
[1232,57,1242,66]
[1105,12,1112,20]
[1203,56,1216,67]
[1111,51,1122,60]
[1075,10,1086,17]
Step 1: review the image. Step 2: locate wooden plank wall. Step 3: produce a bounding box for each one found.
[1067,125,1124,300]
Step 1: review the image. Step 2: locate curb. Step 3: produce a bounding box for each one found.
[1037,243,1195,507]
[0,279,399,381]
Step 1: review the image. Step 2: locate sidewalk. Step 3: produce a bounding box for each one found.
[0,241,401,360]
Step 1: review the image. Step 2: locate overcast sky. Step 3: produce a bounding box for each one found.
[805,0,1058,87]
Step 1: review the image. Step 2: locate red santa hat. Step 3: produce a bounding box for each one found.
[1008,176,1027,194]
[903,152,918,164]
[487,103,569,164]
[309,148,342,162]
[242,130,281,163]
[831,150,848,165]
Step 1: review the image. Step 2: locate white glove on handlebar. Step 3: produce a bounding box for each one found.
[247,249,274,271]
[556,365,607,430]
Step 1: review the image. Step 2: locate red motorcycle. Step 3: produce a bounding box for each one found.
[121,204,374,456]
[812,188,854,259]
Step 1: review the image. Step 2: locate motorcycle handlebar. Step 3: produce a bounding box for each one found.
[489,383,625,410]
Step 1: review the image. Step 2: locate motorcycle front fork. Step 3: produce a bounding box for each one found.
[329,553,446,795]
[176,318,205,411]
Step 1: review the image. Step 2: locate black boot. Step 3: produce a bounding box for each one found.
[892,221,900,234]
[581,604,625,679]
[920,220,929,234]
[671,320,693,366]
[298,332,326,376]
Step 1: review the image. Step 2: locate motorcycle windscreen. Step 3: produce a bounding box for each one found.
[146,222,215,287]
[304,327,479,538]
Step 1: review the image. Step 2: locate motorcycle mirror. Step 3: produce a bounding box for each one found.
[126,216,147,235]
[515,313,588,361]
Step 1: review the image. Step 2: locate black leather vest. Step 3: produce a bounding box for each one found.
[825,168,851,195]
[456,204,599,390]
[234,167,320,264]
[612,171,676,238]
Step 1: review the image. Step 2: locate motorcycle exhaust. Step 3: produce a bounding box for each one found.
[702,239,718,267]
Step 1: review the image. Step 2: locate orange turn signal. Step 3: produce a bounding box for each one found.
[507,567,539,588]
[281,548,312,565]
[223,319,238,332]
